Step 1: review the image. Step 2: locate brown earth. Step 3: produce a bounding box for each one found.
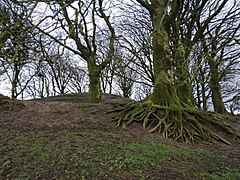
[1,93,134,133]
[0,93,240,179]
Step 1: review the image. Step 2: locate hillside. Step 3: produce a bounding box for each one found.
[0,93,240,179]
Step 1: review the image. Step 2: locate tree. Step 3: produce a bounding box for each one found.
[189,1,240,114]
[201,3,240,113]
[190,45,211,111]
[67,66,88,94]
[117,3,154,94]
[115,55,138,98]
[30,0,116,103]
[0,0,39,99]
[116,0,238,143]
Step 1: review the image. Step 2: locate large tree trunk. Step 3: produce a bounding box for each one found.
[208,59,226,114]
[150,0,194,107]
[149,1,189,110]
[149,34,179,107]
[149,1,176,106]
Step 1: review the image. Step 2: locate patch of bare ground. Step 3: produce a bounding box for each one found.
[0,93,240,179]
[0,93,127,131]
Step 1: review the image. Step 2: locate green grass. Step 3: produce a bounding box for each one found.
[0,129,210,179]
[200,171,240,180]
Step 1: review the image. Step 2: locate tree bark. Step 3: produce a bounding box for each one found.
[208,59,227,114]
[175,41,194,105]
[202,39,227,114]
[88,58,101,103]
[149,0,186,108]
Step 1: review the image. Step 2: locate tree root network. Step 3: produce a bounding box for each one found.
[112,101,239,144]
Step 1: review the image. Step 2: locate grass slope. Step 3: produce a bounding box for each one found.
[0,93,239,179]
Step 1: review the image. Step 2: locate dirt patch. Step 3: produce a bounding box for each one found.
[0,93,140,136]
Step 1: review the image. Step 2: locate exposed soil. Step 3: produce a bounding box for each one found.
[1,93,133,133]
[0,93,240,179]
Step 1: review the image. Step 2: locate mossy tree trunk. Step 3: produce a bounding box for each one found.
[208,58,227,114]
[89,70,101,103]
[174,41,195,106]
[149,0,191,109]
[148,0,172,104]
[202,40,227,114]
[10,47,23,99]
[88,56,102,103]
[11,65,20,99]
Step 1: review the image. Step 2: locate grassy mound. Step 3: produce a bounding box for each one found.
[0,94,25,114]
[0,93,240,179]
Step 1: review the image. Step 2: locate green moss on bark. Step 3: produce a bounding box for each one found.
[88,63,101,103]
[209,59,227,114]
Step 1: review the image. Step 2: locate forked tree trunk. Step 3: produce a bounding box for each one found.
[149,0,188,108]
[150,0,194,109]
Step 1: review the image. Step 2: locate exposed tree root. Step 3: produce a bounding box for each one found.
[112,101,239,144]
